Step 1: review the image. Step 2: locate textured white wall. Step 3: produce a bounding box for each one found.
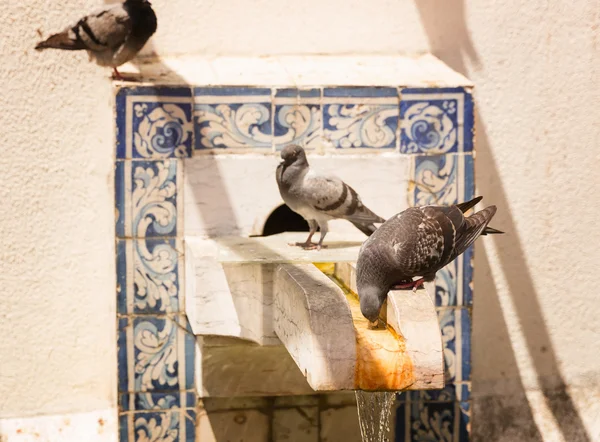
[0,0,116,424]
[1,0,599,440]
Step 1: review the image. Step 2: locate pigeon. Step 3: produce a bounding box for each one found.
[356,196,503,324]
[276,144,386,250]
[35,0,157,80]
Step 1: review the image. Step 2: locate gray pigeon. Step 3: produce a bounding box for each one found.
[276,145,386,250]
[357,196,503,323]
[35,0,157,80]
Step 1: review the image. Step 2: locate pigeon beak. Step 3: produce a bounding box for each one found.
[279,160,288,174]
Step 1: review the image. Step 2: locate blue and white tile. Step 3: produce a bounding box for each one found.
[119,409,196,442]
[194,87,272,149]
[117,238,184,315]
[115,161,127,237]
[119,391,197,412]
[458,400,471,440]
[117,159,182,238]
[395,386,472,442]
[410,154,474,208]
[117,315,195,394]
[116,86,193,159]
[408,382,471,403]
[435,254,472,307]
[400,87,474,155]
[438,308,471,384]
[323,87,399,149]
[274,88,322,150]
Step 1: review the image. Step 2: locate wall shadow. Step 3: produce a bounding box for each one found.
[414,1,591,441]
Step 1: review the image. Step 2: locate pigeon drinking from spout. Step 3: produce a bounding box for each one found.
[357,196,503,324]
[276,145,385,250]
[35,0,157,80]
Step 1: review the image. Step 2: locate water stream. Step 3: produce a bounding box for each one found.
[355,391,396,442]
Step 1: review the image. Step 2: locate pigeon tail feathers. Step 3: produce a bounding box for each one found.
[455,196,483,213]
[482,226,504,235]
[350,221,379,237]
[35,31,87,51]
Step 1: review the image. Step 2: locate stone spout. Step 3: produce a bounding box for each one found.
[186,232,444,396]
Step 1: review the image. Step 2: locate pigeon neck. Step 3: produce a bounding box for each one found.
[280,161,308,187]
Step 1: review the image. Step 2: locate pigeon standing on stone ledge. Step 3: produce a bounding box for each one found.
[357,196,503,324]
[35,0,157,80]
[276,145,386,250]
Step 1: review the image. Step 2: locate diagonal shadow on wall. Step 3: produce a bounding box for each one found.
[413,1,591,441]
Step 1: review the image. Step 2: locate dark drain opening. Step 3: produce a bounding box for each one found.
[261,204,311,237]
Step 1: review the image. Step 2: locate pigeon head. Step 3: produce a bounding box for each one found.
[358,285,385,323]
[280,144,307,166]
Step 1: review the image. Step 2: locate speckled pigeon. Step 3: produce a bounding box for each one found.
[35,0,157,80]
[357,196,503,323]
[276,144,386,250]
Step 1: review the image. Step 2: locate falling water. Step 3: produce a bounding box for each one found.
[355,391,396,442]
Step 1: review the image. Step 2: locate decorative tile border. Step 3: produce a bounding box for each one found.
[400,87,474,155]
[116,238,184,315]
[438,308,472,384]
[322,87,399,149]
[116,87,193,159]
[405,105,475,442]
[273,88,322,150]
[115,79,476,441]
[116,86,197,442]
[115,159,183,239]
[194,87,273,149]
[119,409,197,442]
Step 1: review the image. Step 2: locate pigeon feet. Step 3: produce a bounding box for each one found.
[391,278,425,291]
[111,68,138,82]
[288,242,327,250]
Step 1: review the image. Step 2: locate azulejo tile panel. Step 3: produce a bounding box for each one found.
[323,87,399,149]
[410,153,475,307]
[119,391,198,412]
[438,308,472,384]
[274,88,322,150]
[119,409,197,442]
[395,401,471,442]
[410,153,474,208]
[116,238,184,315]
[194,87,273,149]
[400,87,474,155]
[115,78,476,441]
[117,314,195,394]
[115,159,182,239]
[116,86,193,159]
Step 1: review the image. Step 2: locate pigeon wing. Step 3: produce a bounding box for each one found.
[389,207,459,275]
[75,6,132,51]
[449,205,497,261]
[302,172,384,224]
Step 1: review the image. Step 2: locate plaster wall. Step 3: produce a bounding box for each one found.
[1,0,599,441]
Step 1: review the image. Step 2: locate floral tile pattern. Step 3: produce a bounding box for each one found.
[116,238,183,315]
[114,159,182,239]
[119,409,197,442]
[117,87,197,441]
[116,86,193,159]
[395,384,472,442]
[438,308,472,384]
[323,87,399,149]
[274,88,322,150]
[119,391,198,412]
[194,87,272,149]
[400,87,474,155]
